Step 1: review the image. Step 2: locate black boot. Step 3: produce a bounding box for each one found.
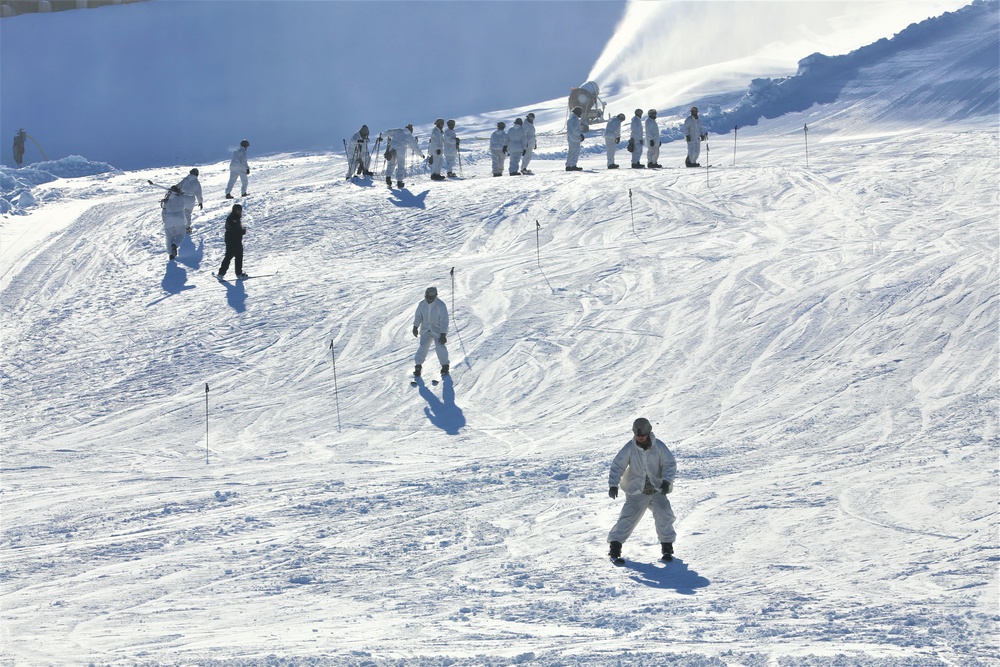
[661,542,674,562]
[440,364,450,376]
[413,364,422,378]
[609,540,622,559]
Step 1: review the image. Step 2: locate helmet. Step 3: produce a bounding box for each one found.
[425,286,438,298]
[526,112,535,121]
[572,106,583,115]
[190,168,199,176]
[514,118,523,125]
[617,113,626,121]
[632,417,652,436]
[435,118,444,126]
[647,109,657,117]
[240,139,250,148]
[447,119,455,127]
[497,121,506,129]
[635,108,643,116]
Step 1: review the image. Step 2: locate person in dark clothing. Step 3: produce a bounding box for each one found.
[13,129,26,166]
[217,204,247,279]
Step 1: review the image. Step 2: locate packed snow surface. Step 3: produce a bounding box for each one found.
[1,1,998,666]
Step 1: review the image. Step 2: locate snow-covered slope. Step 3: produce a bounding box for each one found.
[1,3,998,666]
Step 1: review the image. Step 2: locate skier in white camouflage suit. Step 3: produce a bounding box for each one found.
[346,125,374,179]
[604,113,626,169]
[607,417,677,563]
[506,118,526,176]
[565,106,585,171]
[428,118,446,181]
[225,140,250,199]
[412,286,449,378]
[489,122,508,177]
[629,109,644,168]
[175,168,203,231]
[644,109,662,169]
[444,120,460,178]
[683,106,706,168]
[521,113,537,175]
[160,185,188,261]
[381,125,424,189]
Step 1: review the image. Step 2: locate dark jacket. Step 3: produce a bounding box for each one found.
[224,211,245,246]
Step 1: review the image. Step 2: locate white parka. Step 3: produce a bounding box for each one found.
[524,119,537,149]
[507,122,526,152]
[176,173,203,207]
[630,115,644,143]
[229,145,248,172]
[644,116,660,148]
[489,128,508,152]
[429,125,445,154]
[567,113,584,143]
[444,127,459,156]
[608,432,676,496]
[413,297,449,337]
[683,114,704,142]
[604,116,623,140]
[382,128,424,159]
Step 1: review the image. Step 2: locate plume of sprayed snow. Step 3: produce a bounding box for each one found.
[588,0,974,96]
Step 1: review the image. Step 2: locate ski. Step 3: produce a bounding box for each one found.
[610,556,625,566]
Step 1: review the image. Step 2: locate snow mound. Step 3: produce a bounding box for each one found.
[0,155,119,214]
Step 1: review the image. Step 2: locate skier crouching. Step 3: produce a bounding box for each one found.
[607,417,677,563]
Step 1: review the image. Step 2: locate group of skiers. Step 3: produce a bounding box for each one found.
[345,120,468,188]
[595,106,706,171]
[154,139,251,276]
[488,113,539,176]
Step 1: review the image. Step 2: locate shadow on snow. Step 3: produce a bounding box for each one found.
[414,376,465,435]
[622,557,711,595]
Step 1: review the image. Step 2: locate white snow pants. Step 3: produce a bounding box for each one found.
[605,136,618,166]
[430,150,444,176]
[386,150,408,182]
[647,140,661,166]
[226,167,248,196]
[630,139,643,166]
[491,149,505,176]
[566,137,582,168]
[687,137,701,165]
[162,212,187,255]
[508,148,523,175]
[415,330,449,367]
[521,145,534,172]
[608,492,676,544]
[444,150,457,174]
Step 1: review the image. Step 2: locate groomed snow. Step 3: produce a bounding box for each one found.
[1,1,998,666]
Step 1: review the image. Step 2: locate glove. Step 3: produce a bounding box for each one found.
[439,333,447,344]
[686,136,691,143]
[412,326,419,337]
[616,137,620,143]
[661,480,673,494]
[456,138,461,148]
[522,150,526,156]
[702,133,708,141]
[503,147,508,155]
[436,149,441,155]
[649,140,655,147]
[608,486,618,499]
[246,168,250,174]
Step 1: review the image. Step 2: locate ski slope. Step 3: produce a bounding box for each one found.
[1,2,998,666]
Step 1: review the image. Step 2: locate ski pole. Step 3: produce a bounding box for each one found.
[705,139,710,186]
[733,125,738,166]
[628,189,635,236]
[450,267,456,318]
[329,340,342,432]
[804,124,809,168]
[204,383,210,465]
[535,220,541,268]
